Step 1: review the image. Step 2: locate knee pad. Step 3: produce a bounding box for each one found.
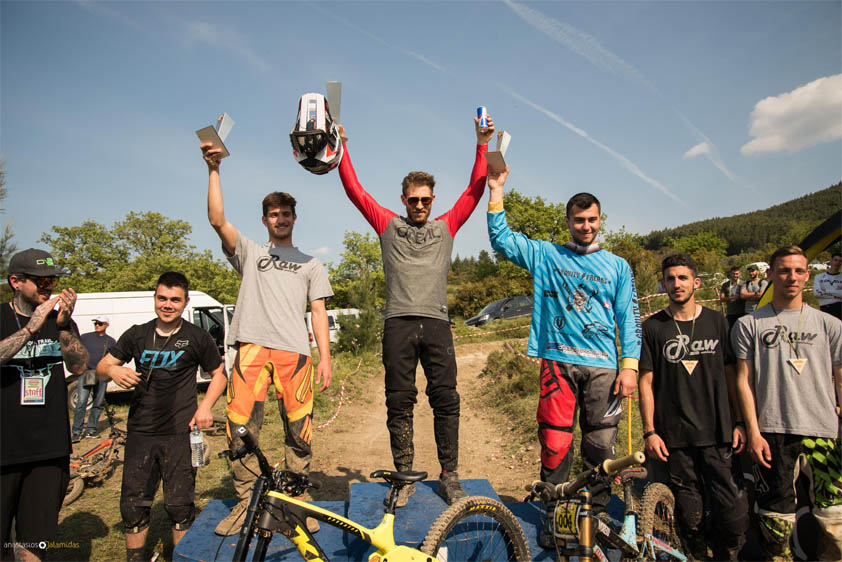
[428,388,459,415]
[386,389,417,412]
[539,423,573,470]
[121,504,151,534]
[165,503,196,530]
[581,427,617,464]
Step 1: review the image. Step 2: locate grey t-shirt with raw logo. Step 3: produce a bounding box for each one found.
[732,304,842,439]
[225,234,333,356]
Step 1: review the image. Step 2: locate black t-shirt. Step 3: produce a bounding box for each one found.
[640,307,735,448]
[1,302,77,465]
[110,319,222,435]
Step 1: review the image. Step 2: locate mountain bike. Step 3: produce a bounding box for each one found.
[218,426,531,561]
[525,451,686,561]
[64,402,127,505]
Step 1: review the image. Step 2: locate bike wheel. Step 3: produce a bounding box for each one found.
[63,476,84,506]
[638,483,683,560]
[421,496,531,562]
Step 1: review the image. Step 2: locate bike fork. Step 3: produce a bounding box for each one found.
[233,475,269,562]
[578,490,594,562]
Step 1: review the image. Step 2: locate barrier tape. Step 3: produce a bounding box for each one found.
[454,324,529,340]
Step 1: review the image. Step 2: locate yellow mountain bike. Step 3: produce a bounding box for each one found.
[221,426,531,561]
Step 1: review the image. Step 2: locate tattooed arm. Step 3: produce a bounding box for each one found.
[0,296,60,365]
[59,329,88,375]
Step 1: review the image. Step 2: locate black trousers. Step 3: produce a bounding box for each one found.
[667,445,748,559]
[382,316,460,473]
[820,302,842,321]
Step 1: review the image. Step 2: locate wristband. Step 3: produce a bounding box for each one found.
[643,430,657,440]
[23,325,35,336]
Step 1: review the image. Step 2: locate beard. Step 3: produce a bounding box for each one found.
[668,288,695,306]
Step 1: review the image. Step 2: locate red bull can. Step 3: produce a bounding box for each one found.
[477,106,488,129]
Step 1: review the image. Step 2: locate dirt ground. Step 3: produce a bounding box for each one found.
[307,340,541,504]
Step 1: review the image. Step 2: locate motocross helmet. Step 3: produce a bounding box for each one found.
[290,92,343,175]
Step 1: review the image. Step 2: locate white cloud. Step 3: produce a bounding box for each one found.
[742,74,842,155]
[310,246,331,256]
[183,20,271,73]
[684,142,711,159]
[499,85,684,205]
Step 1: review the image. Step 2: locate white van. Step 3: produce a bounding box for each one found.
[304,308,359,347]
[67,291,234,410]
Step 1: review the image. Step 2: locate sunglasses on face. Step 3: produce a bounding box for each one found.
[406,197,433,206]
[25,276,58,290]
[93,321,105,326]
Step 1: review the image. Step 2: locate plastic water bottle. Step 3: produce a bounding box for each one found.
[190,427,205,467]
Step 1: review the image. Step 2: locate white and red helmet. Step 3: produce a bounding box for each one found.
[290,93,343,175]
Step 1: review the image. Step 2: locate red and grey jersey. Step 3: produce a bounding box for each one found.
[338,144,488,320]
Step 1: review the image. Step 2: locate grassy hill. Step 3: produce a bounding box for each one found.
[642,182,841,255]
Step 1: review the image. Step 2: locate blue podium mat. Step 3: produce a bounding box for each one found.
[173,499,348,561]
[345,478,500,560]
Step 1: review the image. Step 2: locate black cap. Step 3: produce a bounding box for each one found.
[8,249,65,277]
[747,264,759,271]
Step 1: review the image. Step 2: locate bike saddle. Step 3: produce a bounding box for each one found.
[614,466,648,485]
[370,470,428,485]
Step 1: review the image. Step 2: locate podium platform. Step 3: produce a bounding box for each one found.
[173,478,555,561]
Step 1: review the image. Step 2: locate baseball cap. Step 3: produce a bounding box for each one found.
[92,316,110,324]
[8,248,65,277]
[747,264,759,271]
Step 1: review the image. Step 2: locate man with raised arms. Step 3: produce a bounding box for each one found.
[733,245,842,561]
[1,249,88,562]
[639,253,747,560]
[334,116,494,506]
[201,142,333,535]
[485,166,640,546]
[98,272,227,561]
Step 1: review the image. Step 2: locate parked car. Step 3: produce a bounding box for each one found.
[305,308,360,347]
[464,296,533,327]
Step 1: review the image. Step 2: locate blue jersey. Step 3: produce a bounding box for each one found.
[488,210,641,370]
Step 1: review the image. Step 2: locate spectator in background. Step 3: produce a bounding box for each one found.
[720,266,744,329]
[72,315,117,442]
[814,252,842,320]
[740,264,769,316]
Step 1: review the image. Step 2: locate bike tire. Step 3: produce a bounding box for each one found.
[638,483,683,560]
[63,477,85,506]
[421,496,531,562]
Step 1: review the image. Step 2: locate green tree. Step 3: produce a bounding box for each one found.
[0,160,15,301]
[502,190,568,244]
[39,212,240,302]
[663,231,728,274]
[604,229,660,297]
[328,231,384,309]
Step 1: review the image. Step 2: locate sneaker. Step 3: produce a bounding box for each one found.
[437,471,467,505]
[71,434,82,444]
[383,484,416,508]
[85,430,100,439]
[214,499,248,536]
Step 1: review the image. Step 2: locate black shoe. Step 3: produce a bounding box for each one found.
[383,484,416,508]
[85,430,100,439]
[71,434,82,444]
[437,471,467,505]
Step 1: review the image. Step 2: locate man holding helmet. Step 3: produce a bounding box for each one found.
[334,115,494,506]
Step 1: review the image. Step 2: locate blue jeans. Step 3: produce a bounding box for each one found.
[72,372,107,438]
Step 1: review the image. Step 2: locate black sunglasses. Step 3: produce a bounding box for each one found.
[407,196,433,206]
[22,275,58,290]
[93,321,106,326]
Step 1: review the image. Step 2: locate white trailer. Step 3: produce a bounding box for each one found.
[67,291,234,410]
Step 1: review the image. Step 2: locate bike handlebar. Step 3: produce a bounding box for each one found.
[556,452,645,498]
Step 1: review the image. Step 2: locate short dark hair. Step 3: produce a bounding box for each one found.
[832,252,842,259]
[566,193,601,216]
[661,253,698,278]
[156,271,189,297]
[769,245,807,271]
[402,171,435,196]
[262,192,297,217]
[729,266,741,273]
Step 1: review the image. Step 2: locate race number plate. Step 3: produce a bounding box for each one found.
[553,501,580,538]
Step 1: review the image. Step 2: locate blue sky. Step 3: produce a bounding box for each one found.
[3,1,840,269]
